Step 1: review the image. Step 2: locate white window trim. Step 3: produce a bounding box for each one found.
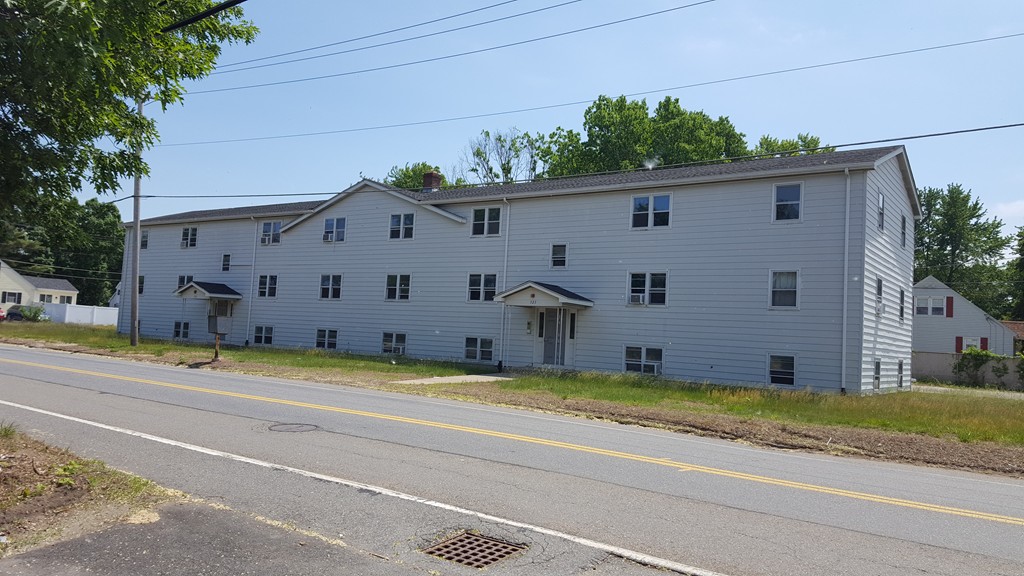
[323,217,347,243]
[253,325,274,345]
[466,272,498,303]
[315,328,339,350]
[470,206,502,237]
[319,274,343,300]
[385,274,411,301]
[550,242,568,269]
[768,269,800,310]
[260,221,283,246]
[388,212,415,240]
[771,182,803,224]
[767,353,797,386]
[877,191,886,232]
[382,332,407,355]
[623,344,664,375]
[629,193,672,230]
[464,336,495,362]
[626,271,669,306]
[257,274,278,298]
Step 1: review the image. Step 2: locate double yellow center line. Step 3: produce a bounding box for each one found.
[3,357,1022,526]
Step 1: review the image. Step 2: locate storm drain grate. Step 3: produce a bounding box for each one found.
[421,532,526,568]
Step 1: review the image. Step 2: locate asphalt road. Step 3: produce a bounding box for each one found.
[1,344,1022,576]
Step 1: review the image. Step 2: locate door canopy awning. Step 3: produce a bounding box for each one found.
[173,281,243,300]
[493,281,593,309]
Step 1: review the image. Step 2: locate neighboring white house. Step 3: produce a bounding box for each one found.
[0,259,78,307]
[117,146,920,394]
[912,276,1015,355]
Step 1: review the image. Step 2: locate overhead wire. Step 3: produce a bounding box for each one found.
[187,1,717,95]
[160,31,1024,147]
[217,0,523,68]
[123,122,1024,201]
[213,0,582,74]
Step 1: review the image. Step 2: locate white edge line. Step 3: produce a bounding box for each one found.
[0,399,730,576]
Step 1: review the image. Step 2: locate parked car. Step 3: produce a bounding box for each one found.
[5,305,25,321]
[0,307,5,321]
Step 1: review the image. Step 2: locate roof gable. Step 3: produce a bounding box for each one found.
[281,179,465,233]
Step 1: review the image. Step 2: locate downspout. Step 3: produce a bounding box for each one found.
[499,198,511,371]
[841,168,851,394]
[245,216,259,345]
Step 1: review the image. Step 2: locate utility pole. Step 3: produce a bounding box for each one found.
[130,98,144,346]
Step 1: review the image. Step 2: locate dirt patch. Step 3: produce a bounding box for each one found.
[0,430,177,557]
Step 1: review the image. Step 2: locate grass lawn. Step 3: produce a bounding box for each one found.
[2,322,1022,446]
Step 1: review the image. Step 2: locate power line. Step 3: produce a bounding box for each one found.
[162,0,248,34]
[188,1,716,95]
[218,0,523,68]
[161,31,1024,147]
[133,122,1024,200]
[214,0,583,75]
[4,259,121,278]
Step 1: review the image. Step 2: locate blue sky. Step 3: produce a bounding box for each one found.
[95,0,1024,236]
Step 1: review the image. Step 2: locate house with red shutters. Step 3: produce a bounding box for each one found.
[912,276,1015,355]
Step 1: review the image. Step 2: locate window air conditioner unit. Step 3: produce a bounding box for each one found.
[180,241,189,248]
[629,294,645,305]
[875,300,884,316]
[650,362,662,375]
[392,346,405,355]
[260,236,271,245]
[322,233,333,242]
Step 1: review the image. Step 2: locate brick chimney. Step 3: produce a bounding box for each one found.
[422,171,442,192]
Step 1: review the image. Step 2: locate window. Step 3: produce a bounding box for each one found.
[899,289,905,321]
[261,221,282,245]
[138,276,145,295]
[177,275,193,290]
[254,325,273,345]
[323,217,346,242]
[472,207,501,236]
[320,274,342,299]
[173,321,190,339]
[382,332,406,354]
[629,273,667,305]
[140,230,149,250]
[222,254,231,272]
[315,328,337,350]
[389,213,414,239]
[897,360,904,388]
[901,215,907,247]
[386,274,410,300]
[59,295,72,304]
[875,277,883,315]
[625,346,663,374]
[770,271,798,308]
[39,294,53,303]
[1,291,22,304]
[877,192,885,231]
[773,184,801,222]
[551,244,567,267]
[873,359,881,389]
[631,194,670,228]
[258,275,278,298]
[468,273,497,302]
[915,296,944,316]
[769,355,795,385]
[465,337,494,361]
[180,226,197,248]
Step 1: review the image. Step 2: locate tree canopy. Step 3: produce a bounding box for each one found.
[384,162,452,190]
[914,183,1013,318]
[1,0,256,216]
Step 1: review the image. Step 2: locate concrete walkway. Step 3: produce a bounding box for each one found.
[393,373,515,384]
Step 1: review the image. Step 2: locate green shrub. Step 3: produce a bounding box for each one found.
[21,305,47,322]
[952,348,1005,388]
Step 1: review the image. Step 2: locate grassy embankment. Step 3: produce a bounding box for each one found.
[2,323,1021,446]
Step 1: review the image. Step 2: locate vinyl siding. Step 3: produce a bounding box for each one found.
[858,156,916,392]
[118,153,918,393]
[912,286,1015,356]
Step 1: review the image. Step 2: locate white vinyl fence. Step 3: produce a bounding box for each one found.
[41,303,119,326]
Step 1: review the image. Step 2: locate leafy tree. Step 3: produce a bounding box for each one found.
[0,0,257,223]
[1009,227,1024,320]
[459,128,542,184]
[914,183,1011,316]
[753,133,835,156]
[651,97,748,166]
[384,162,450,190]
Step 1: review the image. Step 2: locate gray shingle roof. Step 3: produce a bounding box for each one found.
[133,146,909,224]
[399,146,906,202]
[191,281,242,298]
[23,276,78,292]
[138,200,326,226]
